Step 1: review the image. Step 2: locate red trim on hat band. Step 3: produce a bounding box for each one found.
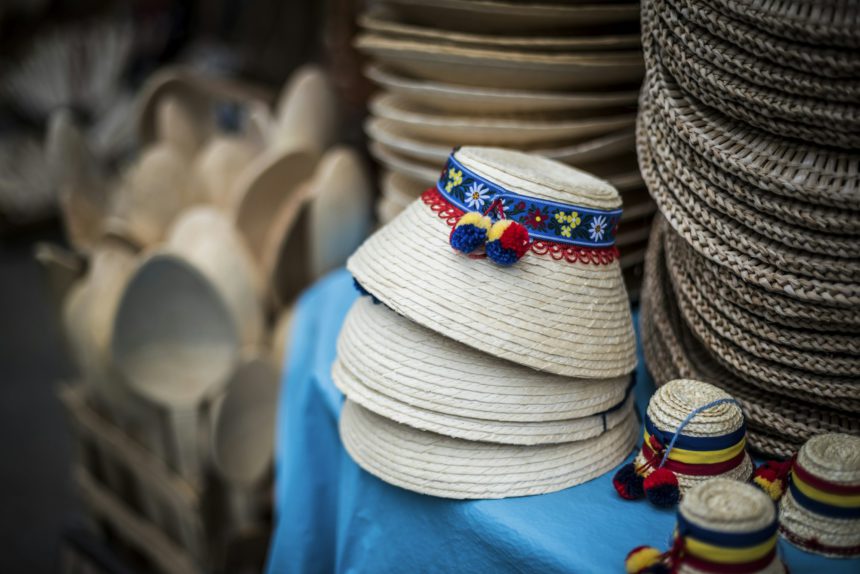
[791,461,860,495]
[641,441,746,477]
[779,526,860,557]
[680,548,779,573]
[422,188,619,264]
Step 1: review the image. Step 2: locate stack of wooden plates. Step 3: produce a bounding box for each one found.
[638,0,860,458]
[356,0,653,299]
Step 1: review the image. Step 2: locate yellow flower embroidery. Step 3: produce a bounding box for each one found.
[449,169,462,186]
[561,226,572,238]
[567,212,581,228]
[555,211,568,223]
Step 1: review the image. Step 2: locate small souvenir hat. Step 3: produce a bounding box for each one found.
[613,379,753,507]
[333,296,634,445]
[626,479,786,574]
[347,146,636,378]
[339,399,639,500]
[778,433,860,558]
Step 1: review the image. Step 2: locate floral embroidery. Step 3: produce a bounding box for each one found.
[437,153,621,248]
[524,207,548,230]
[589,215,608,242]
[465,182,490,210]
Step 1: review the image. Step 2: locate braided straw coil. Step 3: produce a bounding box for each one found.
[339,399,638,500]
[779,433,860,558]
[639,218,860,458]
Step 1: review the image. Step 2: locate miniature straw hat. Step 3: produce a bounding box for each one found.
[625,479,786,574]
[347,146,636,378]
[613,379,753,507]
[778,433,860,558]
[333,297,633,445]
[639,218,860,459]
[340,399,639,500]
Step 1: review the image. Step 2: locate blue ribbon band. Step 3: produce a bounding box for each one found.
[789,479,860,520]
[644,415,747,452]
[677,513,778,548]
[437,152,622,248]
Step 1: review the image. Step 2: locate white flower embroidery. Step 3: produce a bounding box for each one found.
[465,182,490,210]
[589,215,608,242]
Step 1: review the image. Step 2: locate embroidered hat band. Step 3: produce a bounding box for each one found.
[438,151,623,248]
[673,512,779,573]
[787,462,860,520]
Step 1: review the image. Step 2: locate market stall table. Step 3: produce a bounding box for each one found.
[265,269,860,574]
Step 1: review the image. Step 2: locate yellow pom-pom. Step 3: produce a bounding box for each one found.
[487,219,513,241]
[753,476,784,501]
[455,211,491,230]
[625,546,662,574]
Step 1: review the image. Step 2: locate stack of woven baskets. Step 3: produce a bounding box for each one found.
[638,0,860,458]
[355,0,654,298]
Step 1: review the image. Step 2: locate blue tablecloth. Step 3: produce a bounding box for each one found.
[266,269,859,574]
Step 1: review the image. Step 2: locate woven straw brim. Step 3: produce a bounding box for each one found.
[366,117,639,173]
[339,399,639,499]
[640,107,860,284]
[637,102,860,304]
[381,171,423,210]
[337,297,631,421]
[381,0,640,34]
[678,479,785,574]
[370,93,637,147]
[652,0,860,102]
[348,201,636,378]
[665,225,860,331]
[779,491,860,558]
[364,64,641,114]
[708,0,860,47]
[633,450,753,491]
[369,141,436,186]
[666,0,860,78]
[358,12,641,52]
[639,217,860,457]
[649,0,860,147]
[355,35,644,91]
[639,49,860,209]
[666,232,860,369]
[335,358,637,445]
[642,98,860,257]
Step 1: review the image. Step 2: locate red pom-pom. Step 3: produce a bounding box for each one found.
[498,221,530,258]
[613,462,645,500]
[644,468,680,508]
[752,460,790,501]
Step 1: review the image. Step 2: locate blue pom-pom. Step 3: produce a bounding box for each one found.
[644,468,680,508]
[613,463,645,500]
[485,240,519,265]
[450,224,488,254]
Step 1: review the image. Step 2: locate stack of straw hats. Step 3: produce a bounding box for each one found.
[612,379,753,508]
[335,146,640,499]
[625,478,787,573]
[637,0,860,458]
[355,0,655,299]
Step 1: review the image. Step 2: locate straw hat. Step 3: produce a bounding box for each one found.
[639,218,860,459]
[347,146,636,378]
[613,379,753,507]
[332,297,633,445]
[625,479,786,574]
[364,64,640,115]
[355,35,644,91]
[778,433,860,558]
[370,93,636,147]
[381,0,640,34]
[340,399,639,499]
[359,12,641,52]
